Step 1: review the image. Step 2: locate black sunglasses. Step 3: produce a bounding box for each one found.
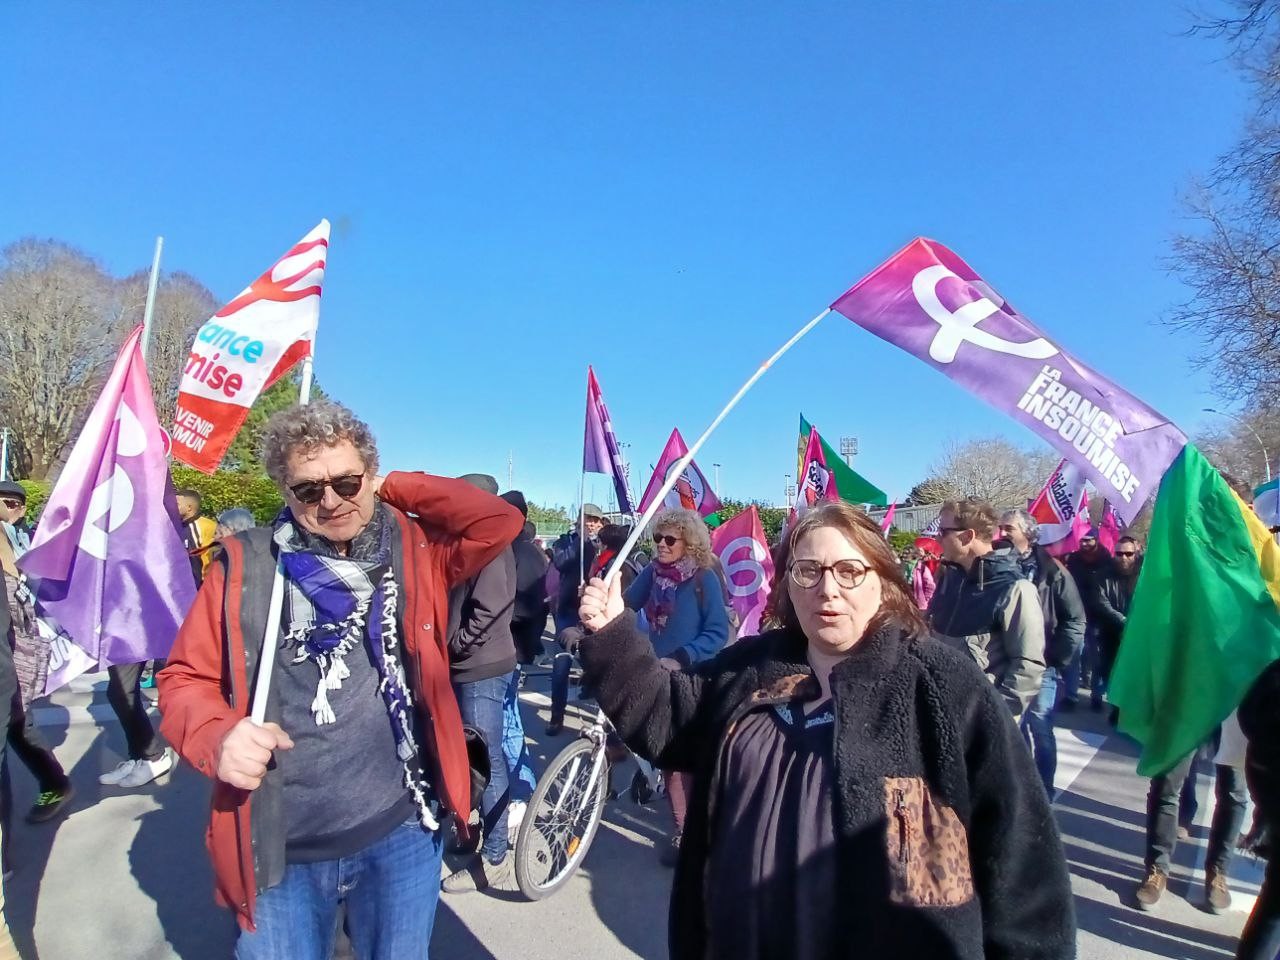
[653,534,682,547]
[938,526,967,536]
[1115,551,1137,558]
[289,473,365,505]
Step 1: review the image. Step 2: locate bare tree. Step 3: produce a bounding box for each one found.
[0,240,130,479]
[1168,2,1280,406]
[117,270,218,417]
[911,437,1058,507]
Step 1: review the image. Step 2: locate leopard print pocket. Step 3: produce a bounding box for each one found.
[884,776,975,907]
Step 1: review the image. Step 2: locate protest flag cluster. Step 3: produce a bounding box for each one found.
[1028,458,1091,557]
[831,236,1280,775]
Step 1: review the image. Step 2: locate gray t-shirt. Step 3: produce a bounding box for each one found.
[277,634,413,862]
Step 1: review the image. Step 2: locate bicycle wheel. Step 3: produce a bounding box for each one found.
[514,736,609,900]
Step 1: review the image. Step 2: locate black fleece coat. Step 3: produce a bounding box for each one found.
[580,611,1075,960]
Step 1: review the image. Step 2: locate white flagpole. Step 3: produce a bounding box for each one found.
[251,345,317,725]
[139,237,164,362]
[605,308,830,582]
[578,472,588,585]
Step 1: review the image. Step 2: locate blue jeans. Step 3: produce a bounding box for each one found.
[1063,625,1104,704]
[235,818,444,960]
[503,669,536,802]
[1020,667,1058,796]
[454,672,512,863]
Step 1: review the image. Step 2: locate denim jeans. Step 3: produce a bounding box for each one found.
[454,672,512,863]
[1063,625,1105,705]
[503,669,536,803]
[235,819,444,960]
[1020,667,1058,796]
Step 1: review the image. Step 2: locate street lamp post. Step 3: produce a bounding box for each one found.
[1204,408,1271,483]
[839,436,859,467]
[784,473,796,509]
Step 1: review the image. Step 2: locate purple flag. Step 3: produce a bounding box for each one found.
[21,325,198,692]
[583,366,634,514]
[831,238,1186,525]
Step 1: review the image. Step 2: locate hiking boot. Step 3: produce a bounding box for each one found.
[26,785,74,824]
[659,832,681,868]
[116,750,174,788]
[99,759,139,786]
[1135,868,1167,910]
[442,853,513,894]
[1206,870,1232,914]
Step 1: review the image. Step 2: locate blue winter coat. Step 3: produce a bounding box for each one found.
[624,565,728,667]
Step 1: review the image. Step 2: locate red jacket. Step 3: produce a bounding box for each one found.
[157,472,523,930]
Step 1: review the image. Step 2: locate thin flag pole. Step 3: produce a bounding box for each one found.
[605,308,830,582]
[578,471,588,585]
[251,346,317,725]
[139,237,164,362]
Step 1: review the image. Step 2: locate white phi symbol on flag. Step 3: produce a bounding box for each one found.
[912,265,1058,365]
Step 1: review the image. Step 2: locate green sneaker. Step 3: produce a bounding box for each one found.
[26,786,74,824]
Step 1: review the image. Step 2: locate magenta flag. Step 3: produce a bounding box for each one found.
[797,427,839,515]
[21,326,198,691]
[583,367,634,514]
[880,502,897,535]
[1098,501,1124,554]
[637,428,722,518]
[711,506,774,639]
[831,238,1186,525]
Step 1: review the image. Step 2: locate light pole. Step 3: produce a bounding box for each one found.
[784,473,796,509]
[1204,408,1271,482]
[839,436,859,467]
[712,463,721,496]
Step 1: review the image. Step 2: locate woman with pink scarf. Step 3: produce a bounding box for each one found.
[623,508,729,865]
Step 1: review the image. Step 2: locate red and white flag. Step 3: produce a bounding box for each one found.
[172,220,330,472]
[637,428,722,518]
[710,506,774,640]
[1029,459,1091,557]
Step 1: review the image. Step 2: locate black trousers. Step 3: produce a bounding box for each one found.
[511,616,546,666]
[0,652,67,871]
[1238,851,1280,959]
[106,662,163,761]
[1147,751,1247,875]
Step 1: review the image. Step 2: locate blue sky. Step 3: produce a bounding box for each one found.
[0,3,1246,512]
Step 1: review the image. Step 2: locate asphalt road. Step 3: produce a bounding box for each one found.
[3,668,1262,960]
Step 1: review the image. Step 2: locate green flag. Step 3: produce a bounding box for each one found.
[1110,444,1280,776]
[798,415,888,507]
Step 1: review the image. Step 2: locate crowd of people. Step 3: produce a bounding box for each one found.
[0,399,1275,960]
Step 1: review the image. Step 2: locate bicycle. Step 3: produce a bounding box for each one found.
[513,706,613,900]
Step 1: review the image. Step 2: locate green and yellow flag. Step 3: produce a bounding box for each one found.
[797,415,888,507]
[1110,444,1280,776]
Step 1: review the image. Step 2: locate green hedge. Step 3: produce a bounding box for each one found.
[170,467,284,525]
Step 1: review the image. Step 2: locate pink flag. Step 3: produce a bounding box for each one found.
[1098,501,1124,554]
[1029,459,1091,557]
[797,426,839,515]
[22,326,198,694]
[583,367,634,513]
[173,221,329,472]
[880,502,897,535]
[637,428,722,518]
[711,506,774,639]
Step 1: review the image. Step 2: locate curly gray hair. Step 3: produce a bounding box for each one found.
[261,400,380,485]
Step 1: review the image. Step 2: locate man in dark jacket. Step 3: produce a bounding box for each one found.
[550,503,603,633]
[1063,530,1111,709]
[1000,509,1086,796]
[502,498,550,666]
[929,498,1046,722]
[1089,535,1141,714]
[443,473,519,895]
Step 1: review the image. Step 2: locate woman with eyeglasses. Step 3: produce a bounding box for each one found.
[578,501,1074,960]
[622,508,729,865]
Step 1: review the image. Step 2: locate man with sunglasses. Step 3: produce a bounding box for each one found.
[158,401,523,958]
[927,497,1046,722]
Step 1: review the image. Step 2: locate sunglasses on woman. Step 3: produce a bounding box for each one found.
[789,558,871,590]
[653,534,683,547]
[288,473,365,505]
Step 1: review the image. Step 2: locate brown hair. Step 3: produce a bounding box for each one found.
[941,497,998,542]
[769,501,926,639]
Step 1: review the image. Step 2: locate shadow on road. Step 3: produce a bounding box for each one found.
[130,761,235,959]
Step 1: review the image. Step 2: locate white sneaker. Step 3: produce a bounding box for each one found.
[116,751,174,788]
[507,800,527,842]
[99,759,139,786]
